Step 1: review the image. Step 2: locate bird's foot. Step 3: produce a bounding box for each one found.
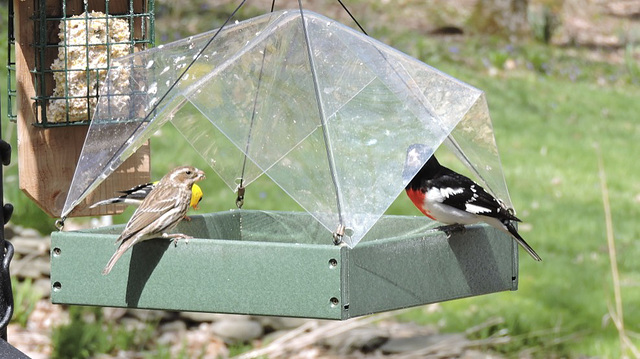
[177,237,191,246]
[162,233,193,247]
[437,224,466,238]
[182,215,192,222]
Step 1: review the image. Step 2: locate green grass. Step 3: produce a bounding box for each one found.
[101,43,640,357]
[386,38,640,357]
[11,278,43,327]
[2,1,640,357]
[52,306,161,359]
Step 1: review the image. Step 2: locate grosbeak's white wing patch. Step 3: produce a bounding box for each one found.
[429,187,464,202]
[464,203,492,214]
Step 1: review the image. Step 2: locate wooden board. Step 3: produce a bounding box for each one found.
[14,0,151,218]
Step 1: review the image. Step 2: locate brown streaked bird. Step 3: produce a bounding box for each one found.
[102,166,206,275]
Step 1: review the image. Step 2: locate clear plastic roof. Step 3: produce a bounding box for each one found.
[63,9,511,247]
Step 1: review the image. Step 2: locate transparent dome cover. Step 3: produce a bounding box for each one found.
[63,9,511,247]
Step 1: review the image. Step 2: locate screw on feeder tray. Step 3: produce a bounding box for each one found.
[329,297,340,307]
[328,258,338,268]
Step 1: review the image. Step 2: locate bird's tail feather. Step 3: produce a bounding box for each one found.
[102,241,131,275]
[504,221,542,261]
[90,198,120,209]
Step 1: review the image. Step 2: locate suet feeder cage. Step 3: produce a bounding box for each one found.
[10,0,154,217]
[51,8,521,319]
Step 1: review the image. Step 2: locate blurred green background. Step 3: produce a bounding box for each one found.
[2,0,640,357]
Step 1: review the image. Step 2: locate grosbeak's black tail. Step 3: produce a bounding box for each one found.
[504,220,542,261]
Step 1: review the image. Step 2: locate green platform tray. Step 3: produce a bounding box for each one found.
[50,210,518,320]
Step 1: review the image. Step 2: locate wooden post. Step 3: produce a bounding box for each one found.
[14,0,151,218]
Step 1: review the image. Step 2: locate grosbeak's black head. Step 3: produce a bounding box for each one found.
[406,153,443,191]
[403,144,438,188]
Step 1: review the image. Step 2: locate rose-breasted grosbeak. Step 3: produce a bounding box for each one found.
[406,155,541,261]
[102,166,206,275]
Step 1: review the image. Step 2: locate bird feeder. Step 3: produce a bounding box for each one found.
[10,0,154,217]
[51,9,520,319]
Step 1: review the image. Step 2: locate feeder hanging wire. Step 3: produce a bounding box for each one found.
[236,0,279,208]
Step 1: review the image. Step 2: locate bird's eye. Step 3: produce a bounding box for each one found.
[186,170,192,175]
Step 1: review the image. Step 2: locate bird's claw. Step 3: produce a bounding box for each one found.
[162,233,193,247]
[174,235,192,247]
[172,236,192,247]
[437,224,466,238]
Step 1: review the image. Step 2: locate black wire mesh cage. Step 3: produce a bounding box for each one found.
[11,0,155,127]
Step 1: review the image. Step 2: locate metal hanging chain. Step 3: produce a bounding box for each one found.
[59,0,249,226]
[236,0,278,209]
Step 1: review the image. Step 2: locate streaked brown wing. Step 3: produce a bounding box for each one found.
[116,192,181,243]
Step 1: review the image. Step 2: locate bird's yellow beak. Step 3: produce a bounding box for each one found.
[190,183,204,210]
